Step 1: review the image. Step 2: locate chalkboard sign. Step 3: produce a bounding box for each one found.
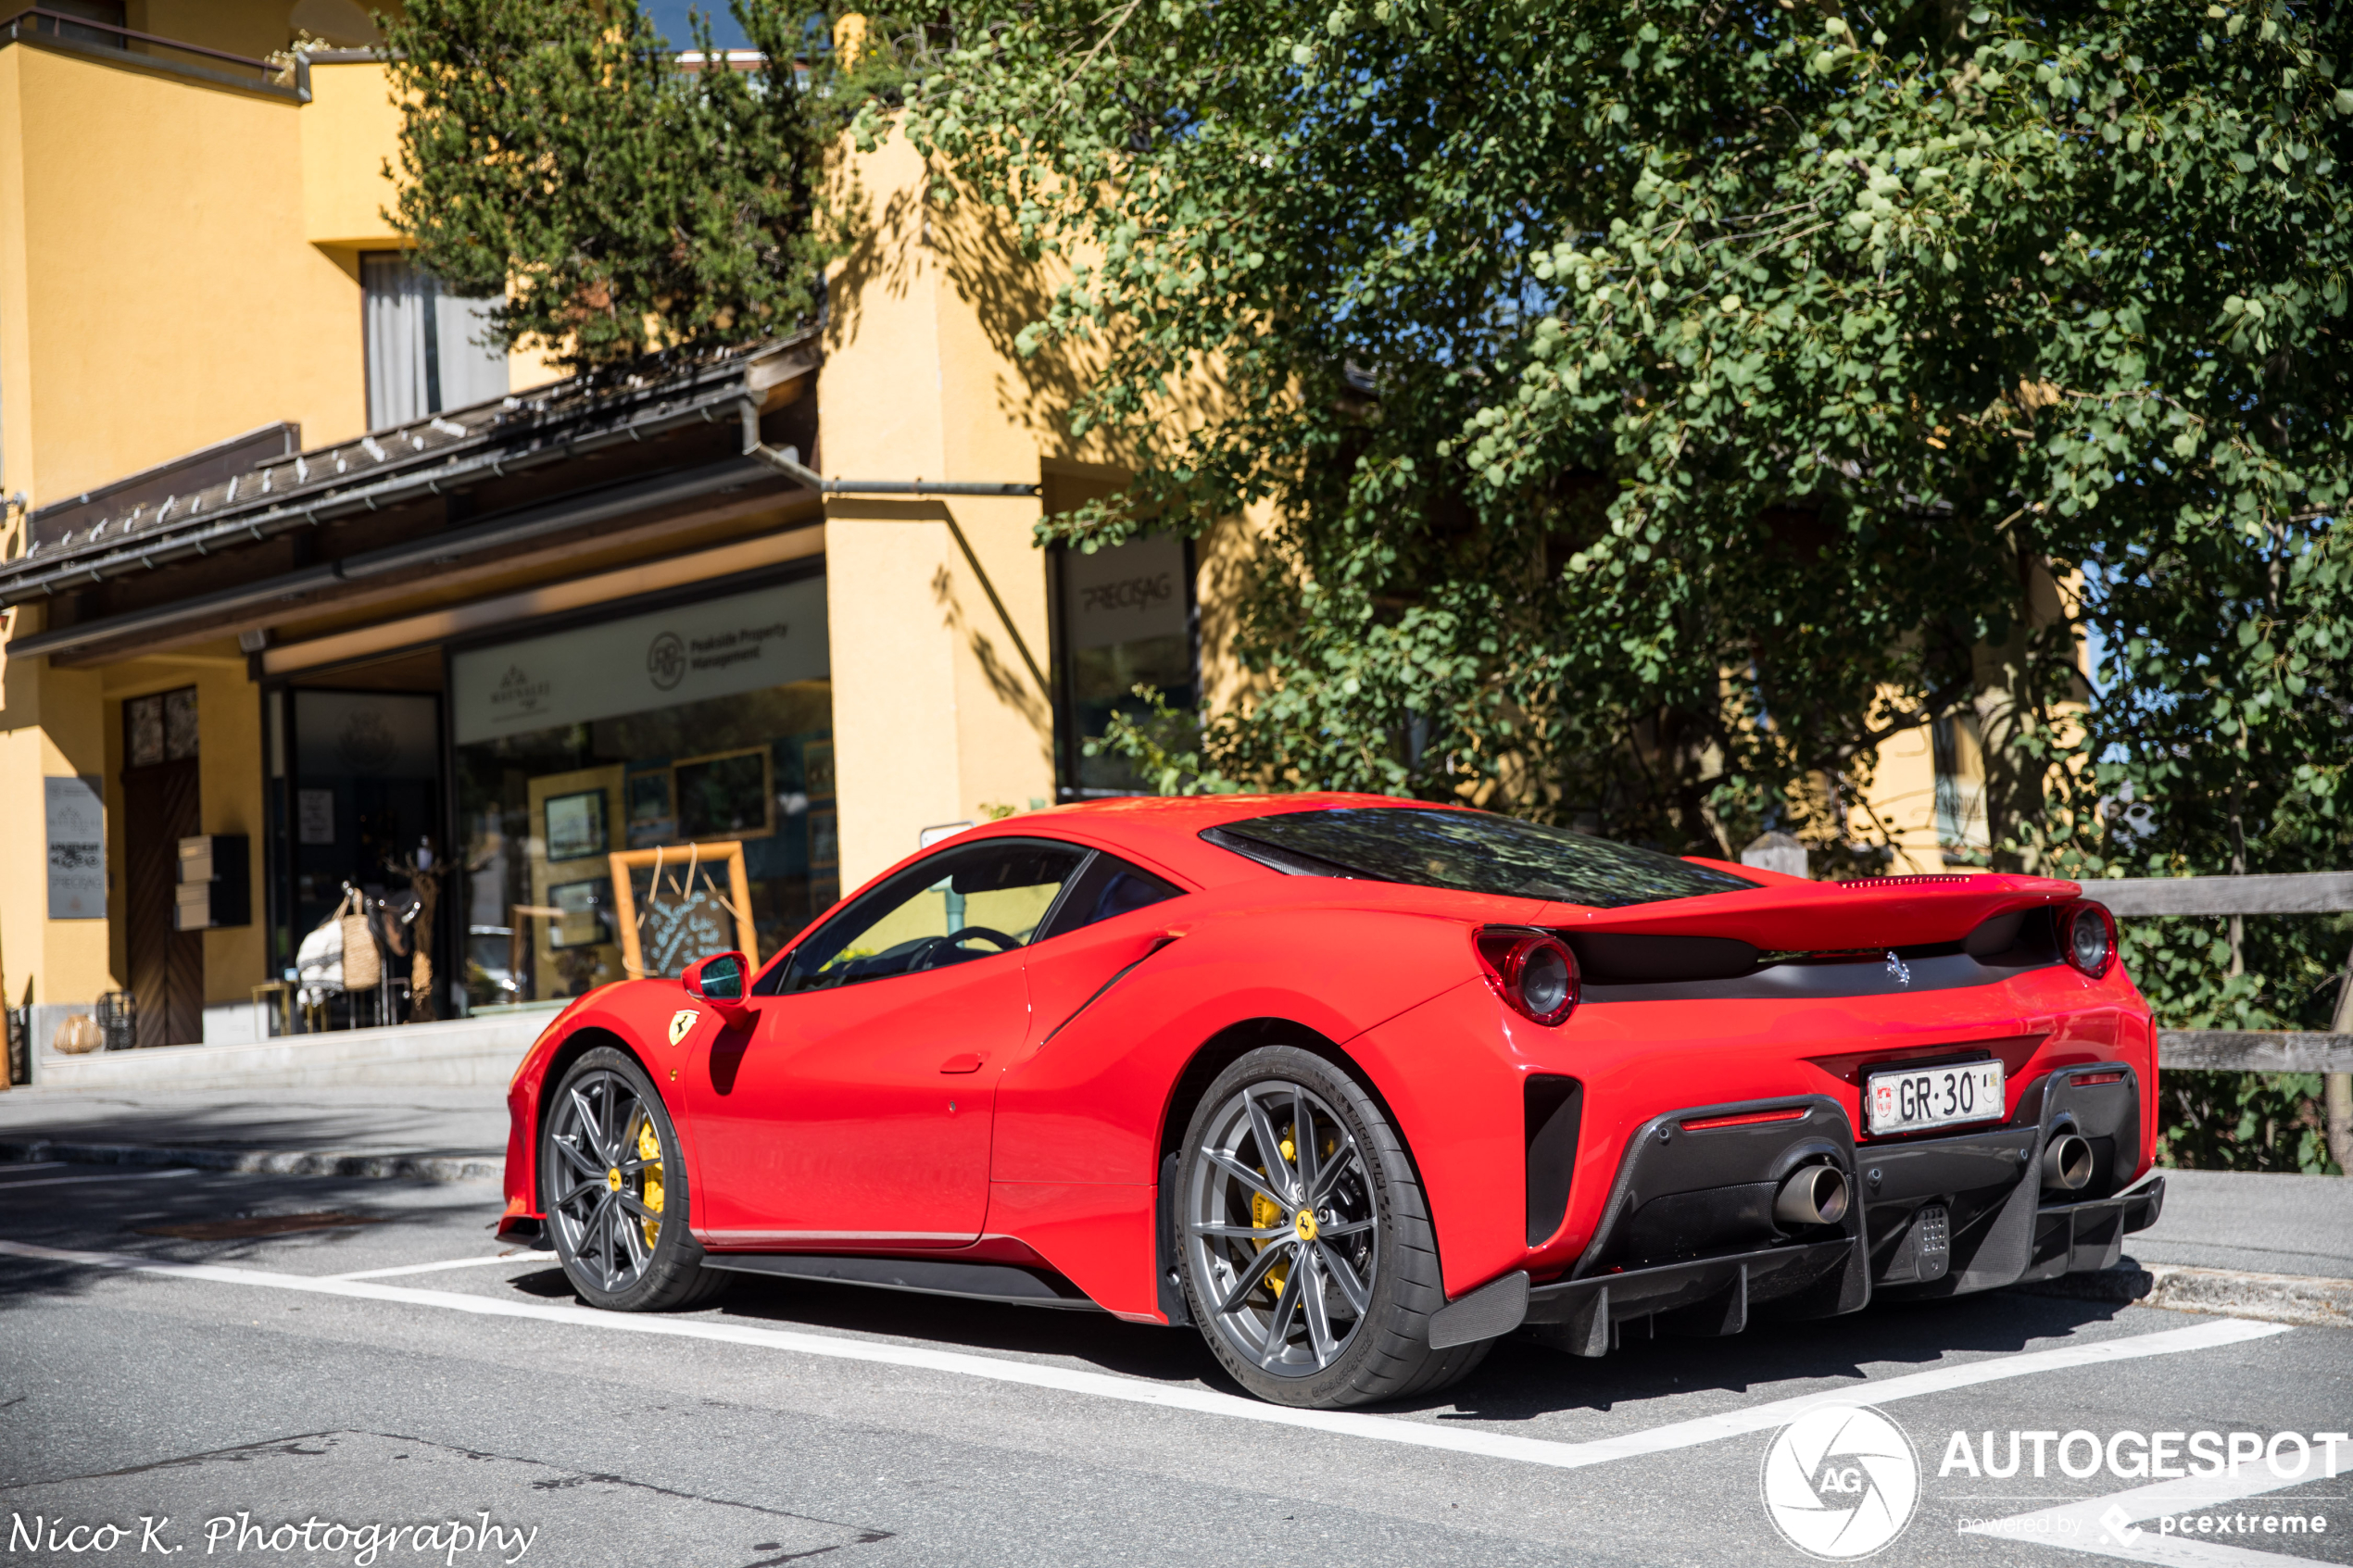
[608,842,759,980]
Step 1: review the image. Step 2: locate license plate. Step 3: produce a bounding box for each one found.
[1866,1060,2005,1135]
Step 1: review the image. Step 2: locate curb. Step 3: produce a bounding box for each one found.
[0,1139,501,1185]
[2011,1262,2353,1330]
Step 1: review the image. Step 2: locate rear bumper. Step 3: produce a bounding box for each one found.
[1429,1062,2163,1352]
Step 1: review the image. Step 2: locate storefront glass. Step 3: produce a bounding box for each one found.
[1054,533,1195,795]
[288,689,444,1024]
[450,573,835,1010]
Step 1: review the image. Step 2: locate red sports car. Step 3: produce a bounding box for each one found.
[498,793,2162,1410]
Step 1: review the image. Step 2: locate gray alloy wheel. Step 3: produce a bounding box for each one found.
[1177,1046,1489,1408]
[543,1047,730,1311]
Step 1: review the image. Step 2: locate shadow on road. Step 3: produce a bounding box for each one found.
[504,1250,2145,1421]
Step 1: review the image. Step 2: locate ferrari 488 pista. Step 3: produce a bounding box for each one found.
[499,794,2161,1409]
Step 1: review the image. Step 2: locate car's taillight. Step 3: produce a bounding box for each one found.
[2062,900,2116,979]
[1476,928,1579,1025]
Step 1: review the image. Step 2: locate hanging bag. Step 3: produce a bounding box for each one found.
[340,889,383,991]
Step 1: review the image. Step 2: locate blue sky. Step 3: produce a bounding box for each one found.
[642,2,753,50]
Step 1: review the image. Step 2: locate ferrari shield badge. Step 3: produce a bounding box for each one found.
[668,1009,700,1046]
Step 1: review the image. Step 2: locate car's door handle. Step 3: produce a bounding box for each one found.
[939,1053,986,1074]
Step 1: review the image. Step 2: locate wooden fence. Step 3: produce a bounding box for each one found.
[2087,872,2353,1073]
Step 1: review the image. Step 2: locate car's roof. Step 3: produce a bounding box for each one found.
[939,792,1452,887]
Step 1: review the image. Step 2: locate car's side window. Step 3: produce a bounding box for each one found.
[1037,852,1184,943]
[760,840,1088,995]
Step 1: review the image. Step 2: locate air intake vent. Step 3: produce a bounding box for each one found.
[1525,1075,1583,1247]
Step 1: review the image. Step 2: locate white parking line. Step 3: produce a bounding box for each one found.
[1963,1452,2349,1566]
[0,1237,2290,1473]
[0,1167,198,1190]
[328,1253,547,1281]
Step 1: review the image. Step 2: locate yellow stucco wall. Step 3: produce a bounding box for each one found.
[0,654,115,1009]
[819,127,1062,887]
[302,59,405,250]
[0,23,397,1014]
[0,41,366,507]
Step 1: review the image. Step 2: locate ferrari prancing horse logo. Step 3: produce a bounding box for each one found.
[669,1009,700,1046]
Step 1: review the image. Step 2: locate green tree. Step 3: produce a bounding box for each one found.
[384,0,835,372]
[897,0,2347,847]
[898,0,2351,1166]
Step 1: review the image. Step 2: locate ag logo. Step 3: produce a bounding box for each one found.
[668,1009,700,1046]
[1760,1403,1919,1560]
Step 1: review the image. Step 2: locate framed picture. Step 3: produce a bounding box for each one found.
[544,788,608,861]
[547,878,613,950]
[807,808,838,870]
[801,737,836,800]
[610,841,758,979]
[625,771,676,849]
[673,746,774,841]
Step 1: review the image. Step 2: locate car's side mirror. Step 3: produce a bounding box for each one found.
[682,951,750,1022]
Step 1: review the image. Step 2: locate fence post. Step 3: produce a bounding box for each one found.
[2331,943,2353,1173]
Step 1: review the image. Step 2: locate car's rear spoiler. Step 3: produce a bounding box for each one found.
[1548,869,2085,954]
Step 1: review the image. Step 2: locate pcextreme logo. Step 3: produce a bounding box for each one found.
[1761,1403,1921,1560]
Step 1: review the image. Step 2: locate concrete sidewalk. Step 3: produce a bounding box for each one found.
[23,1006,561,1092]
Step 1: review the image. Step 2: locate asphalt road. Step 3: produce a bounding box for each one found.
[2,1163,2348,1568]
[8,1086,2348,1279]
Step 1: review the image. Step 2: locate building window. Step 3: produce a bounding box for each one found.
[125,688,199,768]
[449,573,835,1008]
[360,253,510,429]
[44,1,126,47]
[1052,532,1196,797]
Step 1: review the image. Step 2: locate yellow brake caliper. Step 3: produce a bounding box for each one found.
[1249,1128,1342,1302]
[635,1117,664,1249]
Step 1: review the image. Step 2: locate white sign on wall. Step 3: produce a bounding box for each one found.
[45,774,106,920]
[450,577,831,746]
[1060,533,1188,652]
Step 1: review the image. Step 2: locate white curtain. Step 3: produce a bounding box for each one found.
[362,254,510,430]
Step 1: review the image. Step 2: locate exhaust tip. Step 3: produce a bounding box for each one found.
[1774,1164,1850,1227]
[2044,1132,2095,1192]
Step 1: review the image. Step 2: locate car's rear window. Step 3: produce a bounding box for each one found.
[1207,808,1757,909]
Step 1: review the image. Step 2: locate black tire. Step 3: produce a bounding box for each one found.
[1176,1045,1490,1408]
[542,1047,731,1311]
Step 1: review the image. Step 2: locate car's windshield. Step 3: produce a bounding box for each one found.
[765,842,1086,994]
[1208,808,1756,909]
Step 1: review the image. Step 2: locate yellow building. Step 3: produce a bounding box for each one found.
[0,6,1985,1071]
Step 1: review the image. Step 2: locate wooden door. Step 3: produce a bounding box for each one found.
[122,757,202,1047]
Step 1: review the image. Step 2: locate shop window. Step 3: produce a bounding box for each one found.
[1052,532,1196,797]
[360,253,510,429]
[450,574,834,1009]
